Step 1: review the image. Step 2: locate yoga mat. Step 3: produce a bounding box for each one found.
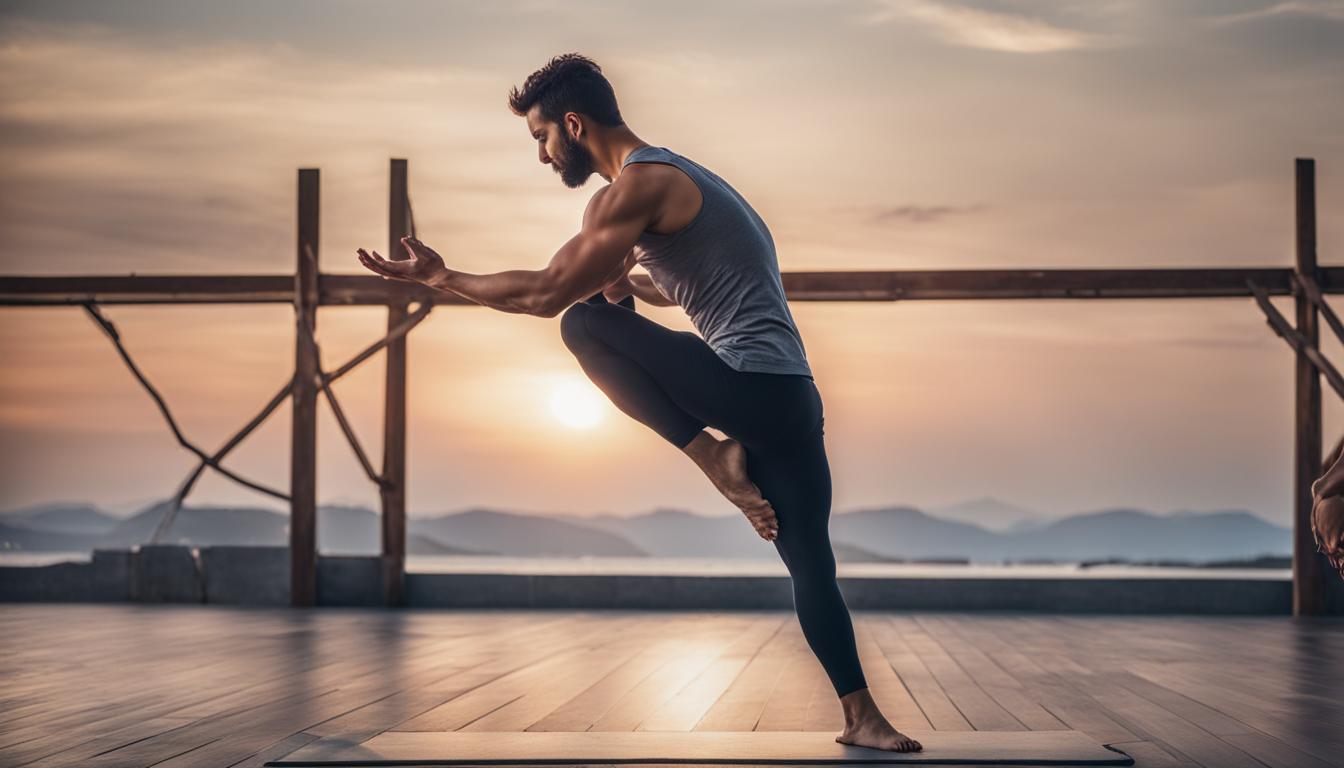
[268,729,1134,765]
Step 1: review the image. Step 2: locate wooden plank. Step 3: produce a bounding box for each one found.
[870,616,973,731]
[524,635,694,732]
[946,617,1137,746]
[381,158,411,607]
[1294,157,1326,617]
[917,616,1065,731]
[12,267,1344,306]
[290,167,320,607]
[397,616,649,731]
[1248,280,1344,400]
[851,613,934,732]
[1128,661,1344,765]
[8,608,1344,768]
[780,267,1302,301]
[897,616,1024,731]
[459,625,663,731]
[1109,670,1336,768]
[271,729,1134,765]
[694,617,793,731]
[755,625,825,731]
[99,615,626,766]
[0,274,298,305]
[639,615,780,732]
[587,637,731,731]
[3,609,580,764]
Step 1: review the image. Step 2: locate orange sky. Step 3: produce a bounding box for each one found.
[2,1,1342,523]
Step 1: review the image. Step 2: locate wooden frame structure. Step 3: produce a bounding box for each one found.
[0,158,1334,614]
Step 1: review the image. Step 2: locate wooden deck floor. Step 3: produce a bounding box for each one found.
[0,605,1340,767]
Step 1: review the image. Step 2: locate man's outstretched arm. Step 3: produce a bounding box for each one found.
[416,172,660,317]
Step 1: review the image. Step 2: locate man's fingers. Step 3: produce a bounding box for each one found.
[357,250,393,275]
[358,249,416,280]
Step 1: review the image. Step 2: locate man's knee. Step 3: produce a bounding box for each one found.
[779,541,839,584]
[559,301,588,353]
[560,301,606,357]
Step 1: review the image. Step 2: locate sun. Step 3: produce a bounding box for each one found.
[548,377,607,430]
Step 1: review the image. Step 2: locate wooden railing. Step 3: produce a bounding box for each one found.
[0,158,1334,615]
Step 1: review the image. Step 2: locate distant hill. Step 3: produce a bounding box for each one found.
[555,507,772,559]
[924,497,1046,532]
[1,502,121,536]
[1004,508,1290,561]
[0,520,98,552]
[0,501,491,556]
[0,498,1291,564]
[410,508,645,557]
[557,507,912,562]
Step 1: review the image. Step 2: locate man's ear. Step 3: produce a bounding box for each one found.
[565,112,583,140]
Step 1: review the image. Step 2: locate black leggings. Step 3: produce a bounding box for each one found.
[559,293,868,698]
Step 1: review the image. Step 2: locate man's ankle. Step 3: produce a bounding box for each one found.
[680,430,715,459]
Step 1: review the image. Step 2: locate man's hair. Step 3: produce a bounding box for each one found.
[508,53,624,128]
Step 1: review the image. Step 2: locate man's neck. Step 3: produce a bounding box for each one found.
[593,127,649,182]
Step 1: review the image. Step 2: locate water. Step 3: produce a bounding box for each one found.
[0,551,1290,580]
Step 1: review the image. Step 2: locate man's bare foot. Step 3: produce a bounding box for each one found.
[837,687,922,752]
[682,432,778,541]
[835,716,923,753]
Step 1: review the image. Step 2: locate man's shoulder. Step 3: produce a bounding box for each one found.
[587,165,669,220]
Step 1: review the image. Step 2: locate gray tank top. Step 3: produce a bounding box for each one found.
[623,145,813,379]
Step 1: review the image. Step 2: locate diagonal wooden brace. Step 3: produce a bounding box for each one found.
[1248,279,1344,400]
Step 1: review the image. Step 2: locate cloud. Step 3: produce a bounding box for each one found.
[869,203,987,224]
[831,203,986,225]
[862,0,1105,52]
[1206,1,1344,25]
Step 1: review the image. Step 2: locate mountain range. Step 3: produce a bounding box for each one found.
[0,498,1291,564]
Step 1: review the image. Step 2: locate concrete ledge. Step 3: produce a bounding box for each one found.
[317,554,383,606]
[92,548,132,601]
[0,560,99,601]
[201,546,289,606]
[132,544,204,603]
[0,548,1302,613]
[406,573,1291,614]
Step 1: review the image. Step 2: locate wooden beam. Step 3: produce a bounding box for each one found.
[1248,280,1344,400]
[12,267,1344,307]
[777,267,1305,300]
[1293,158,1325,617]
[382,159,410,607]
[0,275,296,305]
[1295,273,1344,350]
[291,169,320,608]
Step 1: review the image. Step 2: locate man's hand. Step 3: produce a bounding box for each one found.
[600,250,638,302]
[356,236,447,286]
[602,272,636,303]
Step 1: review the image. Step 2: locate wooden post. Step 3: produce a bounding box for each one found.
[381,159,410,606]
[1293,157,1324,617]
[291,168,320,607]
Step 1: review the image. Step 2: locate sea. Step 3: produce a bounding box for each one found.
[0,551,1291,580]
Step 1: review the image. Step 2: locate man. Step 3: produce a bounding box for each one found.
[1311,437,1344,581]
[356,53,921,753]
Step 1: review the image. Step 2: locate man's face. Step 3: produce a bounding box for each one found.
[527,106,596,189]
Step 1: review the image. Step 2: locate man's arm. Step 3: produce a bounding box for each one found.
[628,273,677,306]
[605,268,677,307]
[426,170,661,317]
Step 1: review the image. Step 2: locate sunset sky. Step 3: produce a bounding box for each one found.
[2,0,1342,525]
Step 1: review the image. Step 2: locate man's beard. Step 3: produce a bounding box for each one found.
[553,131,597,188]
